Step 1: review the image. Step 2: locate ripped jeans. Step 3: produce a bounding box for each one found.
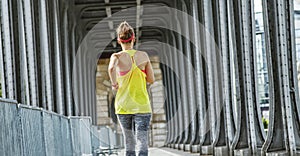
[117,113,151,156]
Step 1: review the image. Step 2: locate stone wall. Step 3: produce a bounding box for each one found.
[96,56,166,147]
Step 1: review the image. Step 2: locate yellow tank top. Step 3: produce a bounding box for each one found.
[114,50,152,114]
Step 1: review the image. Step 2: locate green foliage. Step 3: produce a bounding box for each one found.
[262,117,269,129]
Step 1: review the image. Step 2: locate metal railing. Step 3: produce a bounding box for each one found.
[0,98,101,156]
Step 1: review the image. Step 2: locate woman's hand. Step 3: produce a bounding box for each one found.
[112,83,119,91]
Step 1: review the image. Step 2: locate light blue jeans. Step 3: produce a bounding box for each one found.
[117,113,151,156]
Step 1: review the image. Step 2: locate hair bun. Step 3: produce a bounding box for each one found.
[116,21,134,43]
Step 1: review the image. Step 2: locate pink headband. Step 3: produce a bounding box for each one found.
[118,34,135,43]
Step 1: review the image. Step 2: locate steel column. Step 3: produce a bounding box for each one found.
[39,0,54,111]
[174,1,193,150]
[62,1,73,116]
[0,0,16,99]
[199,0,216,154]
[212,0,232,155]
[190,0,205,153]
[231,0,266,155]
[52,0,65,115]
[173,28,190,150]
[165,32,177,146]
[262,0,300,155]
[17,0,31,105]
[171,33,182,147]
[226,0,237,146]
[71,19,78,116]
[0,15,4,99]
[24,0,39,107]
[182,0,200,152]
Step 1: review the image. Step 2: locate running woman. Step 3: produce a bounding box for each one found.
[108,21,155,156]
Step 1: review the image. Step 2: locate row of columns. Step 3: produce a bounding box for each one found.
[0,0,92,120]
[163,0,300,155]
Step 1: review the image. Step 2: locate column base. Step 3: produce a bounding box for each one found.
[179,144,184,150]
[191,145,200,153]
[184,144,191,151]
[174,144,179,149]
[170,143,175,149]
[266,151,289,156]
[215,146,229,156]
[234,148,251,156]
[201,145,214,155]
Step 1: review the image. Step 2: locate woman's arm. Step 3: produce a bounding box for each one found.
[144,53,155,84]
[108,53,119,89]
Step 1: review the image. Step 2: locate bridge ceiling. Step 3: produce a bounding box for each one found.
[74,0,176,58]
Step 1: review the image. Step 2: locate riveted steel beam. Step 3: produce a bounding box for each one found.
[172,30,191,151]
[189,0,205,153]
[171,33,182,148]
[168,33,181,147]
[173,0,193,151]
[211,0,231,155]
[163,31,176,146]
[262,0,300,155]
[226,0,237,146]
[198,0,215,154]
[179,0,199,152]
[171,33,185,149]
[231,0,266,155]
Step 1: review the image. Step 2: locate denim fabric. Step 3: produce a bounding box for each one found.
[117,113,151,156]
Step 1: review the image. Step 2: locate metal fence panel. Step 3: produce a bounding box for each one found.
[99,127,110,148]
[20,105,45,156]
[91,125,100,155]
[53,115,64,155]
[70,118,81,155]
[61,117,73,156]
[0,101,21,156]
[79,118,92,154]
[0,101,95,156]
[43,112,55,156]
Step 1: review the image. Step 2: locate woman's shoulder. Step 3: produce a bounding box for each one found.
[136,50,149,57]
[111,51,125,58]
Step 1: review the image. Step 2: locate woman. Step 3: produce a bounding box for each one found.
[108,21,155,156]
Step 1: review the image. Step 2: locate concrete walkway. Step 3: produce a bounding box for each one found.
[118,147,199,156]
